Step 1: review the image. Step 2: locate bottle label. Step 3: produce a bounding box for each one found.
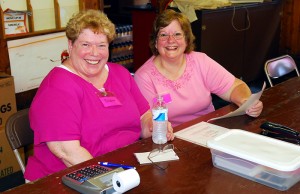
[152,109,168,121]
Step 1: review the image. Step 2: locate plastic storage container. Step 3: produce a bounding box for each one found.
[207,129,300,191]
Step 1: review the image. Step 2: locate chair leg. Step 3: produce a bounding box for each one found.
[13,150,26,174]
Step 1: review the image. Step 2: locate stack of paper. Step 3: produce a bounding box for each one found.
[175,122,230,148]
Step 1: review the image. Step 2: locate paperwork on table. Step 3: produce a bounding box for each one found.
[175,122,230,147]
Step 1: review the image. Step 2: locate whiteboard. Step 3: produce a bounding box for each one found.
[7,32,68,93]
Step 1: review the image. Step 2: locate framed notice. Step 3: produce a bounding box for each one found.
[3,9,28,36]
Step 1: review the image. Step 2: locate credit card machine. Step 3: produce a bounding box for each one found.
[62,164,124,194]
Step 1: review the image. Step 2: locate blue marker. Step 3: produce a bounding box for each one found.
[99,162,136,169]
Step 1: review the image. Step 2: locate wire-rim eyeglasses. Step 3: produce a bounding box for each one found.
[157,32,184,41]
[147,144,178,170]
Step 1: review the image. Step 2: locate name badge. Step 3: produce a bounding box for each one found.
[98,88,122,107]
[153,93,172,104]
[100,96,122,107]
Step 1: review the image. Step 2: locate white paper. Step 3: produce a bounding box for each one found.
[208,82,266,122]
[175,122,230,147]
[112,169,140,193]
[134,149,179,164]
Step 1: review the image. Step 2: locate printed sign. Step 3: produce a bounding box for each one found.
[3,9,28,36]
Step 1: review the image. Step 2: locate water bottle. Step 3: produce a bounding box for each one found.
[152,96,168,144]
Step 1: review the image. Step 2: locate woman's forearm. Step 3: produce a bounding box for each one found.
[219,78,251,107]
[230,80,252,107]
[47,140,93,167]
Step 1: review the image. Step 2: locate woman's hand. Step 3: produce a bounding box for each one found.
[246,100,263,117]
[167,121,175,141]
[220,78,263,118]
[141,110,175,141]
[140,110,153,138]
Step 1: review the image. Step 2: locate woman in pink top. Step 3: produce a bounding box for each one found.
[134,9,263,127]
[24,10,174,181]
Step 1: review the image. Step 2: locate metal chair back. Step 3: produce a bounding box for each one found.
[5,108,33,174]
[264,55,300,87]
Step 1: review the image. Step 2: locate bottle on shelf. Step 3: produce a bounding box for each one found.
[152,96,168,144]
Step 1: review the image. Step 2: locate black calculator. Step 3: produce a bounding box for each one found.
[62,164,124,194]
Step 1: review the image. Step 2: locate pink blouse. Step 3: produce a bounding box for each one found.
[134,51,235,127]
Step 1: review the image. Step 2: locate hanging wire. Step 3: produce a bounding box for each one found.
[165,2,250,32]
[231,6,250,32]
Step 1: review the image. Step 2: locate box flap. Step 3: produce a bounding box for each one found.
[207,129,300,171]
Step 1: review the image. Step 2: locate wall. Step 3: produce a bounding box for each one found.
[280,0,300,56]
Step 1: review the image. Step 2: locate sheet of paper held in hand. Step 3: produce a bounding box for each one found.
[208,82,266,122]
[175,122,230,147]
[134,150,179,165]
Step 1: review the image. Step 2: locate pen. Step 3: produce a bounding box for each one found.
[99,162,136,169]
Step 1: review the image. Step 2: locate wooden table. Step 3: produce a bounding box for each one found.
[4,77,300,194]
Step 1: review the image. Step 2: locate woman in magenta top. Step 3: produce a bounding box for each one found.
[24,10,174,181]
[134,9,263,127]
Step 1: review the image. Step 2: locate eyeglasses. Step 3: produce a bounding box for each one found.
[147,144,178,170]
[157,32,184,41]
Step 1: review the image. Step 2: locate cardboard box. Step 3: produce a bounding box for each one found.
[0,76,17,129]
[0,75,24,179]
[0,128,25,179]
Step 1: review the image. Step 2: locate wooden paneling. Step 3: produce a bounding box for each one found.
[195,2,282,83]
[153,0,171,13]
[280,0,300,55]
[132,10,156,71]
[79,0,100,10]
[0,9,9,73]
[0,40,9,73]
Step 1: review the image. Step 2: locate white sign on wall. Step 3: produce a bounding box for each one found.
[3,9,28,36]
[7,32,68,93]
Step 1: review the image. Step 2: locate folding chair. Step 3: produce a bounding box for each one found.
[264,55,300,87]
[5,108,33,174]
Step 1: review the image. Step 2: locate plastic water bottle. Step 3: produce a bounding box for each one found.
[152,96,168,144]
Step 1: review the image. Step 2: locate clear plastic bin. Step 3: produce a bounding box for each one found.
[207,129,300,191]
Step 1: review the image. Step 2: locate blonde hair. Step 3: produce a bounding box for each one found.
[65,9,116,43]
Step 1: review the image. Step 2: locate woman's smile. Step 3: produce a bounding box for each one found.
[84,59,100,65]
